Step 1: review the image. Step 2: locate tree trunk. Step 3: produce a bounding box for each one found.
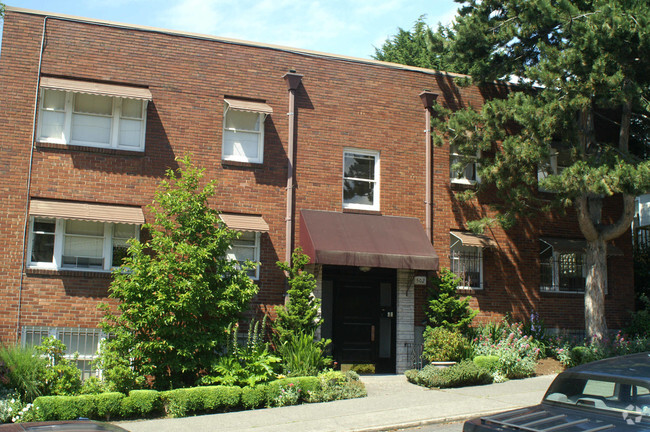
[584,237,607,339]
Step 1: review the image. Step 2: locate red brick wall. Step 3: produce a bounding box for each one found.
[0,10,635,342]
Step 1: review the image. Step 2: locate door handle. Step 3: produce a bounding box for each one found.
[371,325,375,342]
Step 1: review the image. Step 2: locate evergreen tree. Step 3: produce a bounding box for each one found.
[426,267,477,333]
[99,156,258,389]
[380,0,650,338]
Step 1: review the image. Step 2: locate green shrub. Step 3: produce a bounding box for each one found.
[0,343,47,402]
[625,306,650,337]
[404,369,418,384]
[426,267,477,333]
[162,386,242,418]
[305,371,367,403]
[265,377,319,404]
[33,394,96,421]
[569,346,598,366]
[121,390,161,418]
[422,326,472,362]
[79,377,106,395]
[34,337,82,396]
[93,392,124,420]
[409,360,492,389]
[276,332,331,377]
[473,355,500,372]
[241,385,268,409]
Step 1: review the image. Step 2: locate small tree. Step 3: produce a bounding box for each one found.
[99,156,258,390]
[274,248,322,342]
[426,267,477,333]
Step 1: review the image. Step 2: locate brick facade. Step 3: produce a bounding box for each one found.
[0,8,634,359]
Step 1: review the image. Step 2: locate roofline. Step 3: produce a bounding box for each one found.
[6,6,472,80]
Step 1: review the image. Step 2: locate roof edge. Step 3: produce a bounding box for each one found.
[5,6,473,80]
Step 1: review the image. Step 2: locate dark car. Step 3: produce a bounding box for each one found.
[0,421,128,432]
[463,352,650,431]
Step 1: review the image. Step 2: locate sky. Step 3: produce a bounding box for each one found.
[1,0,460,59]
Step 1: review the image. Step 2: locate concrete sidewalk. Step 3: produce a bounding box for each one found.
[118,374,557,432]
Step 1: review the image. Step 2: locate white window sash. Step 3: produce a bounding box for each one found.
[342,149,380,211]
[450,150,480,184]
[222,107,265,163]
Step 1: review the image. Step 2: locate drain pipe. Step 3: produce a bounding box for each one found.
[283,70,303,265]
[16,16,49,343]
[419,91,438,243]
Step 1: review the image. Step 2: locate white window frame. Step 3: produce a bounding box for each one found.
[450,234,484,290]
[342,148,380,211]
[450,146,480,185]
[227,231,261,280]
[27,217,139,272]
[37,89,148,152]
[222,106,266,164]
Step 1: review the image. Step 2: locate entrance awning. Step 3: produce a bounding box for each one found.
[30,199,144,225]
[450,230,497,248]
[40,77,153,101]
[220,213,269,232]
[299,210,439,270]
[540,237,624,257]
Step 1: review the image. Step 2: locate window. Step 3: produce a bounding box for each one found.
[22,326,106,380]
[450,234,483,289]
[227,231,261,279]
[540,240,589,293]
[538,144,571,192]
[222,106,267,163]
[343,149,380,210]
[450,145,479,184]
[37,89,147,151]
[28,218,139,271]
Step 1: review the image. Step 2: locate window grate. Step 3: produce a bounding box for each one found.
[449,250,482,289]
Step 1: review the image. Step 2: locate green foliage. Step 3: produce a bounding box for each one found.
[120,390,161,418]
[93,341,142,394]
[634,243,650,309]
[426,268,477,332]
[275,332,331,377]
[33,394,96,421]
[0,393,37,424]
[33,337,82,396]
[240,385,267,409]
[79,377,106,395]
[305,370,366,403]
[472,320,541,379]
[162,386,242,418]
[92,392,124,420]
[406,360,493,389]
[0,344,45,402]
[553,331,650,367]
[422,326,472,362]
[473,355,500,372]
[199,318,280,387]
[274,248,325,344]
[625,306,650,337]
[99,155,258,390]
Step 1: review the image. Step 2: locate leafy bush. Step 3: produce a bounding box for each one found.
[472,320,540,379]
[33,395,96,421]
[240,385,267,409]
[120,390,161,418]
[625,301,650,337]
[305,371,366,403]
[553,331,650,367]
[407,360,492,388]
[275,332,331,377]
[93,393,124,420]
[423,326,472,362]
[0,393,37,423]
[426,268,477,333]
[162,386,242,418]
[473,355,500,372]
[34,337,82,396]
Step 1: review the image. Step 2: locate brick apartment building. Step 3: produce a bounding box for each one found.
[0,7,634,374]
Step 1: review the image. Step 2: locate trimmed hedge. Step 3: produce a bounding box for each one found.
[30,375,358,421]
[406,360,493,389]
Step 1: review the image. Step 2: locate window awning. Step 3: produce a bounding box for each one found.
[220,213,269,232]
[224,98,273,115]
[299,210,439,270]
[30,199,145,225]
[450,230,497,248]
[540,237,623,257]
[40,77,153,101]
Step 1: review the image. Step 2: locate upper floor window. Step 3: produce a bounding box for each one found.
[537,144,571,192]
[450,145,479,184]
[222,98,273,164]
[343,149,380,211]
[37,78,151,152]
[28,218,139,271]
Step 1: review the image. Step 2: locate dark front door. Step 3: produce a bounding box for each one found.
[325,266,396,373]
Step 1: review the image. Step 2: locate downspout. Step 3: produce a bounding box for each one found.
[283,70,303,265]
[418,91,438,243]
[16,16,49,343]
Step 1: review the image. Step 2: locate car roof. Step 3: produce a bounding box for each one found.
[563,351,650,385]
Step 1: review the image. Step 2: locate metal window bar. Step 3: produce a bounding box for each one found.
[449,250,482,289]
[539,253,586,293]
[22,326,106,380]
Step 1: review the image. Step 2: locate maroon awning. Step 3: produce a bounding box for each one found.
[300,210,439,270]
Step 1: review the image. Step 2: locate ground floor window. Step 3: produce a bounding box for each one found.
[21,326,106,380]
[227,231,261,279]
[539,239,611,293]
[450,234,483,289]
